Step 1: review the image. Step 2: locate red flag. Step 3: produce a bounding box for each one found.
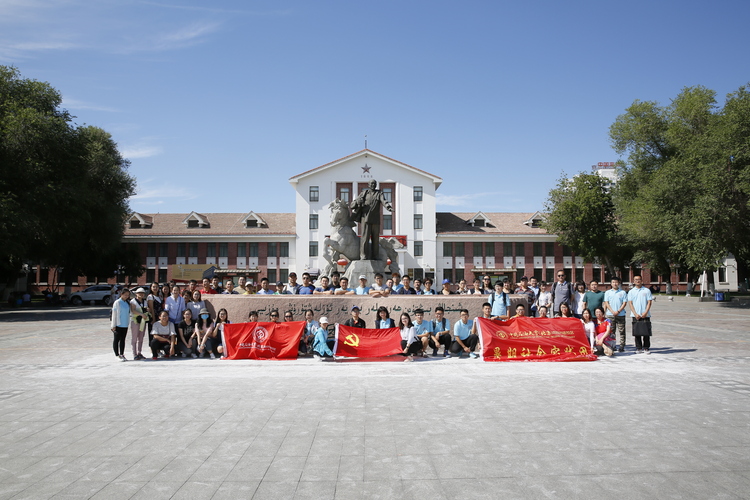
[476,317,597,362]
[334,324,403,358]
[223,321,305,360]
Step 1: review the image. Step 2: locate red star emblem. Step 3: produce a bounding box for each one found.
[362,164,371,173]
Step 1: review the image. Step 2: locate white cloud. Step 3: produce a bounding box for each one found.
[121,145,163,159]
[62,98,119,113]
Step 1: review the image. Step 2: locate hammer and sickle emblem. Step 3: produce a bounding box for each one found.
[343,333,360,347]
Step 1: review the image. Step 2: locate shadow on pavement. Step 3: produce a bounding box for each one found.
[0,307,111,323]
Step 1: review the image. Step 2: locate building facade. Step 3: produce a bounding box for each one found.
[25,150,739,293]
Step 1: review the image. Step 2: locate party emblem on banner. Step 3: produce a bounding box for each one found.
[343,333,360,347]
[223,321,305,360]
[335,324,402,358]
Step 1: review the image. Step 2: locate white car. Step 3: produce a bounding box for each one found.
[69,285,119,306]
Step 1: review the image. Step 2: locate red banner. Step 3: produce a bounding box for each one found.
[223,321,305,360]
[334,324,403,358]
[476,317,597,362]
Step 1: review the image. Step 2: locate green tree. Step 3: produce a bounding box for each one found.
[542,172,629,278]
[610,84,750,281]
[0,66,138,294]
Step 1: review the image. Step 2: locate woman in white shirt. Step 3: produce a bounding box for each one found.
[580,308,596,351]
[188,290,205,321]
[573,282,587,319]
[150,310,176,359]
[399,312,421,361]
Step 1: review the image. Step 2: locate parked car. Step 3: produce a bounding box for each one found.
[68,285,120,306]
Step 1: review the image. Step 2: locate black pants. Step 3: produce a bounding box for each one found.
[113,327,127,356]
[205,336,223,356]
[150,338,172,357]
[633,318,651,350]
[450,334,479,354]
[401,340,422,356]
[429,333,452,351]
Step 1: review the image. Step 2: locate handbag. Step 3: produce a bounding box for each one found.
[632,319,652,337]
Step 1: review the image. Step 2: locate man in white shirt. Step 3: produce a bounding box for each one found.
[369,273,390,297]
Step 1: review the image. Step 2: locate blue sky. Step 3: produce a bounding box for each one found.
[2,0,748,215]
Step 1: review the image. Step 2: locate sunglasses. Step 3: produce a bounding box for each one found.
[271,314,279,318]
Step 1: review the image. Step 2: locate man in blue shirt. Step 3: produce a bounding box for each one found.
[603,277,628,352]
[256,277,273,294]
[430,306,452,357]
[628,275,653,354]
[313,276,335,295]
[354,275,371,295]
[334,277,355,295]
[413,309,434,355]
[489,281,511,320]
[298,273,316,295]
[450,309,480,358]
[396,275,417,295]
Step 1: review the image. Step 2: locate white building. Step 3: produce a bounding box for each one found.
[289,149,442,278]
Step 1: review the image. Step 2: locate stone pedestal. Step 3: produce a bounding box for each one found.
[343,260,387,286]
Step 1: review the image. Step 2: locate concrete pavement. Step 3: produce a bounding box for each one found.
[0,297,748,499]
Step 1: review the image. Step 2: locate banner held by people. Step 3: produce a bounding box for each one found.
[223,321,305,360]
[476,317,597,362]
[334,324,402,358]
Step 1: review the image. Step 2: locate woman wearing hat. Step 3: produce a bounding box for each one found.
[312,317,335,361]
[130,287,151,360]
[196,307,215,358]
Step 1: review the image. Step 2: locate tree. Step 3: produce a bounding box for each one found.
[542,172,629,278]
[610,84,750,281]
[0,66,138,294]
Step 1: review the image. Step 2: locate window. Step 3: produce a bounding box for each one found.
[158,268,167,283]
[414,214,423,229]
[280,242,289,258]
[413,186,423,202]
[219,243,228,258]
[383,214,392,231]
[309,242,319,257]
[339,187,350,203]
[309,214,318,230]
[159,243,168,258]
[187,219,199,228]
[534,268,543,281]
[515,242,525,257]
[414,241,423,257]
[280,269,289,283]
[412,268,424,280]
[473,242,483,258]
[146,269,155,282]
[383,187,392,203]
[562,245,572,257]
[207,243,216,258]
[545,242,554,257]
[504,242,513,257]
[473,218,485,227]
[546,268,555,283]
[249,243,258,257]
[621,267,630,283]
[575,268,583,283]
[267,243,277,258]
[268,268,277,284]
[189,243,198,258]
[147,243,156,258]
[444,269,453,283]
[177,243,186,257]
[443,242,452,257]
[719,267,727,283]
[130,220,140,229]
[455,243,465,257]
[455,269,464,282]
[237,243,246,257]
[533,242,542,257]
[245,219,258,228]
[309,186,319,202]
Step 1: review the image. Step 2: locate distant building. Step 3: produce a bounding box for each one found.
[24,151,738,292]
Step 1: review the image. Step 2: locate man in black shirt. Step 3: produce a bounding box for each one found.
[397,275,417,295]
[343,306,366,328]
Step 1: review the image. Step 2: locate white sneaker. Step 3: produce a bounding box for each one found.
[191,353,197,359]
[210,353,216,359]
[313,354,322,361]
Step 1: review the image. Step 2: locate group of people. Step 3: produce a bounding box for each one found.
[109,270,654,361]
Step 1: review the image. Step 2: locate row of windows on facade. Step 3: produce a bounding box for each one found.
[444,242,565,258]
[308,185,423,203]
[146,242,290,258]
[307,213,420,231]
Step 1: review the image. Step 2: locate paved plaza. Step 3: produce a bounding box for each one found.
[0,297,749,499]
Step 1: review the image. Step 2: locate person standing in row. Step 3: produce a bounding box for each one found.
[110,288,131,361]
[629,275,654,354]
[604,277,628,352]
[130,287,150,360]
[551,271,574,317]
